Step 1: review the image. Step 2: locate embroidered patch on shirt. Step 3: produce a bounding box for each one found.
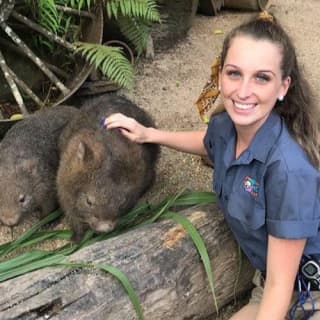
[244,176,259,198]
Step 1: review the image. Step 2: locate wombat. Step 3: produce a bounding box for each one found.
[56,94,160,242]
[0,105,79,227]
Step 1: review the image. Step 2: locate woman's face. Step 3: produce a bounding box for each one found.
[220,35,290,133]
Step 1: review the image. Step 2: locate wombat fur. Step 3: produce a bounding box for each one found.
[57,94,160,242]
[0,105,79,227]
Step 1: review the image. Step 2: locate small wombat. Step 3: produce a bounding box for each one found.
[57,94,160,242]
[0,105,79,227]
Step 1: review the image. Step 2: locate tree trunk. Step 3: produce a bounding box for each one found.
[0,203,254,320]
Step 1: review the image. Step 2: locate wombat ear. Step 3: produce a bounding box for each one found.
[76,141,94,164]
[77,141,86,162]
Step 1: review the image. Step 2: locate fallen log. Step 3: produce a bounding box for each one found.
[0,203,254,320]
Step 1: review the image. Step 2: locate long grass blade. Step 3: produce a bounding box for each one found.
[162,211,219,314]
[0,249,49,273]
[0,253,66,282]
[95,263,144,320]
[59,262,144,320]
[0,209,63,257]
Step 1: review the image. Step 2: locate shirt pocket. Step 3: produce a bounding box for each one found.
[227,195,266,230]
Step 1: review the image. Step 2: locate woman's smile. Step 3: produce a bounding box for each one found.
[233,100,257,111]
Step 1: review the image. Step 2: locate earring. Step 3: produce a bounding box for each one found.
[278,96,284,101]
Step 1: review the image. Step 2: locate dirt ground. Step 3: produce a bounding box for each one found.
[1,0,320,319]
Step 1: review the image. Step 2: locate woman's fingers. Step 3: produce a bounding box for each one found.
[104,113,132,130]
[103,113,146,143]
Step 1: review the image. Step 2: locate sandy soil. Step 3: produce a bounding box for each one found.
[1,0,320,318]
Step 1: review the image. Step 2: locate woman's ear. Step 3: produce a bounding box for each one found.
[280,76,291,97]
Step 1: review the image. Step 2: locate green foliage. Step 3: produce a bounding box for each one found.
[105,0,160,21]
[105,0,160,56]
[163,211,219,314]
[74,41,135,89]
[63,0,93,10]
[38,0,60,34]
[117,15,151,56]
[22,0,160,89]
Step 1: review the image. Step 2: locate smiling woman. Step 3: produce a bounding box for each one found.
[103,10,320,320]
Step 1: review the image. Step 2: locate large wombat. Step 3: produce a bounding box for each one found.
[57,94,160,241]
[0,106,79,227]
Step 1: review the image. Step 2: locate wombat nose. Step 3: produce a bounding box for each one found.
[1,214,20,227]
[92,220,116,233]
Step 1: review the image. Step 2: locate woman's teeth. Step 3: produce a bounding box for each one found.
[234,102,256,110]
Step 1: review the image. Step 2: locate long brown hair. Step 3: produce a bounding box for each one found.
[220,12,320,168]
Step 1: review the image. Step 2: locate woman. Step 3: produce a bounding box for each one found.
[104,12,320,320]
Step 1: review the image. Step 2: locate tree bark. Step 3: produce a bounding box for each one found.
[0,203,255,320]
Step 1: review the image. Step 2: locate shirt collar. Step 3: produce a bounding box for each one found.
[249,110,282,163]
[220,110,282,164]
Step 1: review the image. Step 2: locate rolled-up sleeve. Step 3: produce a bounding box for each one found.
[266,165,320,239]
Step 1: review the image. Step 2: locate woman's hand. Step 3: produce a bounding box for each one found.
[103,113,150,143]
[104,113,208,155]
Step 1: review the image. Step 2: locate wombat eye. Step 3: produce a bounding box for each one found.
[19,194,25,203]
[86,196,93,207]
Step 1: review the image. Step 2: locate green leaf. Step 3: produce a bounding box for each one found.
[162,211,219,314]
[105,0,160,22]
[95,263,144,319]
[0,253,66,282]
[118,15,151,55]
[74,42,135,89]
[56,261,144,320]
[0,250,49,273]
[0,209,63,258]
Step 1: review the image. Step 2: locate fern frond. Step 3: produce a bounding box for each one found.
[74,42,135,89]
[62,0,95,10]
[118,15,151,55]
[105,0,160,22]
[38,0,60,34]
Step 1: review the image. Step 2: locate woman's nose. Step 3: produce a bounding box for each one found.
[237,79,252,99]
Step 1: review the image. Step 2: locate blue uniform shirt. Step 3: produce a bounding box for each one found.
[204,110,320,271]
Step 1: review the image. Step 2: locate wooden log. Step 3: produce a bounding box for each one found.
[0,203,255,320]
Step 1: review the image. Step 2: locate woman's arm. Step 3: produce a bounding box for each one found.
[104,113,208,156]
[256,235,306,320]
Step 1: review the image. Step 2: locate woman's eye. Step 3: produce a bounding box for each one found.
[226,70,240,78]
[256,73,270,83]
